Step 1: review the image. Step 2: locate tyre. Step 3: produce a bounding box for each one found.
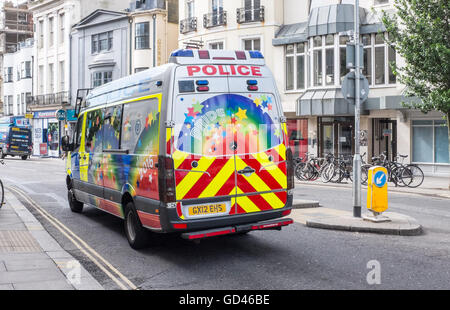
[0,180,4,209]
[361,165,371,185]
[124,202,150,249]
[294,163,306,181]
[401,165,424,188]
[21,155,28,160]
[67,188,83,213]
[321,164,334,183]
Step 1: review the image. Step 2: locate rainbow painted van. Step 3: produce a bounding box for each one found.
[62,50,294,249]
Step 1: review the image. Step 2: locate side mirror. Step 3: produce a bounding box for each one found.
[61,135,73,152]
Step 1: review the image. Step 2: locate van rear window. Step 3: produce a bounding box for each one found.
[174,93,282,156]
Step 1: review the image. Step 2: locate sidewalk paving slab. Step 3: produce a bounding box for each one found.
[0,190,104,290]
[292,199,320,209]
[291,208,422,236]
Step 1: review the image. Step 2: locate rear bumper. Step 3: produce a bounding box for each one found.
[160,193,293,233]
[181,217,294,240]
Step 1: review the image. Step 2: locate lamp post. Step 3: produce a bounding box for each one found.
[352,0,362,218]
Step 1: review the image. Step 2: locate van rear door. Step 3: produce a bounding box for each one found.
[171,65,237,219]
[227,68,288,214]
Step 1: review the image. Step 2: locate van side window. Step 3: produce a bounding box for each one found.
[73,115,83,152]
[85,109,104,153]
[121,98,160,155]
[103,105,122,150]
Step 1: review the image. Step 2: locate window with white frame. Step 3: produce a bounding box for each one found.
[304,32,396,88]
[21,61,31,79]
[243,37,261,51]
[209,41,224,50]
[48,63,54,93]
[59,13,65,44]
[38,20,44,49]
[48,17,54,48]
[186,0,195,19]
[60,61,65,91]
[412,120,449,164]
[92,71,112,88]
[92,31,113,54]
[4,67,13,83]
[285,42,307,91]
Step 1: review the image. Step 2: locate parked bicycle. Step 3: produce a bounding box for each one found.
[0,160,4,209]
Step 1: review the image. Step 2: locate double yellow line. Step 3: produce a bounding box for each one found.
[8,186,138,290]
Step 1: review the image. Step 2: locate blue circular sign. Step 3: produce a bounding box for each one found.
[374,170,387,188]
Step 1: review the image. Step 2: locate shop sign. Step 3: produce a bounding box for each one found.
[383,129,392,137]
[34,110,56,119]
[25,113,33,119]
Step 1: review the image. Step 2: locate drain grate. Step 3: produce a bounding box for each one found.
[0,231,42,253]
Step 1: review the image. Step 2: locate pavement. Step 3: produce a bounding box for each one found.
[292,176,450,236]
[0,189,103,290]
[296,176,450,199]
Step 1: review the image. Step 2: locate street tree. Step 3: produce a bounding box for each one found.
[381,0,450,185]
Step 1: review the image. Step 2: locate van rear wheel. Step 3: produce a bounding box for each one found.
[68,188,83,213]
[21,155,27,160]
[124,202,150,249]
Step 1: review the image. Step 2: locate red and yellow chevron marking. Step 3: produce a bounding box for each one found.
[172,143,288,217]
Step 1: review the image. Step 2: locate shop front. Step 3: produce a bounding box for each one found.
[286,118,308,159]
[32,110,61,158]
[318,117,354,158]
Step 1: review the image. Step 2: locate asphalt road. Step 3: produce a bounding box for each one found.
[2,157,450,290]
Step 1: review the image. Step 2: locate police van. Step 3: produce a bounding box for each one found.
[62,50,294,249]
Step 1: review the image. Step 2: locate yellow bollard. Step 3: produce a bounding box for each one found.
[365,166,390,222]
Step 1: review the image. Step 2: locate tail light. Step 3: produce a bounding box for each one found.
[158,155,176,203]
[286,148,294,190]
[6,144,9,149]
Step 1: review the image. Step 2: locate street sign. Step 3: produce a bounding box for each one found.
[56,109,66,121]
[346,43,364,69]
[341,71,369,104]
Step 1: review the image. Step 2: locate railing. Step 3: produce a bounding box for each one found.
[236,6,265,24]
[180,17,197,34]
[29,92,70,106]
[203,11,227,28]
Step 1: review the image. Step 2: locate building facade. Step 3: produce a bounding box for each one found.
[26,0,126,157]
[0,1,33,116]
[128,0,179,73]
[178,0,449,177]
[70,9,130,107]
[3,38,34,117]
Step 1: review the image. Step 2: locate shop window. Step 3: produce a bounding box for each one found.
[412,120,449,164]
[286,119,308,159]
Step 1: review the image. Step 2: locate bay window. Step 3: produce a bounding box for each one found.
[285,42,307,91]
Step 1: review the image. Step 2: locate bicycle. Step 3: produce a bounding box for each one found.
[0,160,4,209]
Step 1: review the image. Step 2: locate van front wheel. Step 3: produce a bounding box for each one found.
[21,155,28,160]
[68,188,83,213]
[124,202,149,249]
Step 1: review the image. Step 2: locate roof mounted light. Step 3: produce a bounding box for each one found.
[249,51,264,59]
[198,50,210,59]
[235,51,247,60]
[171,49,194,57]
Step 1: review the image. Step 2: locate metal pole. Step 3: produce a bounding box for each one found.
[353,0,362,217]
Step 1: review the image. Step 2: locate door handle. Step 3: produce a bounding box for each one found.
[237,166,256,176]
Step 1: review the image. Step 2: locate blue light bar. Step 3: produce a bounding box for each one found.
[249,51,264,59]
[196,80,209,86]
[171,49,194,57]
[247,80,258,85]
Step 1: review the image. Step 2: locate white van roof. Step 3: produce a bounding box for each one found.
[169,49,266,66]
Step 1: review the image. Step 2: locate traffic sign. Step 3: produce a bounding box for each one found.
[56,109,66,121]
[367,166,388,213]
[341,71,369,104]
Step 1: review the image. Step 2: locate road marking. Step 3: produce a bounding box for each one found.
[7,186,138,290]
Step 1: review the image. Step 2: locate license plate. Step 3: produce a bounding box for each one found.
[188,203,227,216]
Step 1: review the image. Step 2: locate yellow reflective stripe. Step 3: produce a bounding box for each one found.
[199,158,235,198]
[172,150,189,169]
[235,157,285,207]
[236,187,261,213]
[260,192,285,209]
[273,144,286,161]
[176,157,216,200]
[252,152,287,188]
